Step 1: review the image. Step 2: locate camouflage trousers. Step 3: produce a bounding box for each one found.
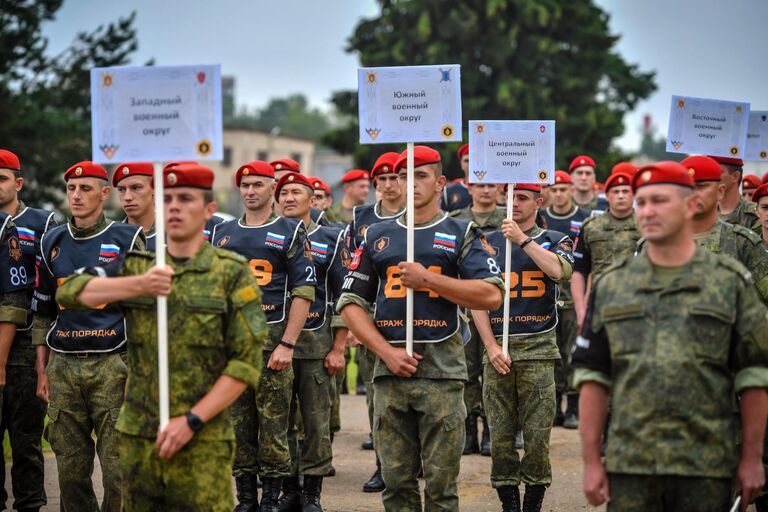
[287,359,334,476]
[329,350,350,435]
[483,359,555,488]
[373,377,466,512]
[0,364,46,511]
[357,346,376,433]
[463,321,485,417]
[554,307,578,394]
[120,433,235,511]
[232,352,293,478]
[46,352,127,512]
[607,473,731,511]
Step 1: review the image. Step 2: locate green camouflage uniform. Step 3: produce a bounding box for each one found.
[574,212,641,279]
[449,206,505,419]
[721,196,761,232]
[56,242,266,511]
[322,202,354,226]
[573,248,768,510]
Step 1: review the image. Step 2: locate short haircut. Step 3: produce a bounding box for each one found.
[203,190,214,203]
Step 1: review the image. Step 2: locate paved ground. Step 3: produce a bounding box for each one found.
[5,394,602,511]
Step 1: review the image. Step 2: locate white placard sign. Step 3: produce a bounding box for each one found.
[357,65,462,144]
[468,121,556,184]
[745,111,768,161]
[90,65,223,163]
[666,95,750,158]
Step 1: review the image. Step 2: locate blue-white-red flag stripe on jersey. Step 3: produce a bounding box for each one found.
[266,232,286,246]
[17,227,35,241]
[310,241,328,255]
[99,244,120,258]
[434,232,456,247]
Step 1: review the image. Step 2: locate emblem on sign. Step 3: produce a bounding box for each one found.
[99,144,119,160]
[367,72,377,84]
[197,140,212,156]
[761,151,767,159]
[439,68,452,82]
[102,73,113,87]
[473,169,486,181]
[730,146,739,156]
[538,171,548,181]
[197,72,206,84]
[365,128,381,141]
[476,124,485,134]
[671,140,683,150]
[441,125,454,138]
[678,100,685,108]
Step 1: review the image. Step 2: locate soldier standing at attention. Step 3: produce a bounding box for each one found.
[441,143,472,212]
[540,170,590,428]
[0,149,56,512]
[211,160,315,511]
[114,162,157,250]
[568,156,608,215]
[450,179,506,456]
[573,161,768,511]
[277,172,350,511]
[571,172,638,331]
[323,170,370,226]
[742,174,762,203]
[714,156,761,230]
[56,163,267,511]
[338,145,504,511]
[472,183,573,512]
[33,161,145,512]
[754,184,768,249]
[311,178,333,210]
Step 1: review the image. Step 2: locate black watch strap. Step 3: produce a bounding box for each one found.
[279,340,296,350]
[520,237,534,249]
[186,411,204,433]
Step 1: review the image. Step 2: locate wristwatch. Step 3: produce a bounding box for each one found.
[185,411,205,433]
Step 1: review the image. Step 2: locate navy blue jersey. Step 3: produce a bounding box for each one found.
[310,208,329,227]
[305,225,349,330]
[204,213,229,242]
[541,205,590,241]
[0,213,32,296]
[13,206,56,331]
[211,215,316,324]
[485,229,573,335]
[36,220,143,353]
[349,202,403,250]
[441,181,472,212]
[342,214,500,343]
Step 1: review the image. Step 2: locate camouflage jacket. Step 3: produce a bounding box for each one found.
[573,248,768,478]
[323,201,355,227]
[56,242,267,441]
[720,196,760,232]
[573,212,640,279]
[449,207,506,233]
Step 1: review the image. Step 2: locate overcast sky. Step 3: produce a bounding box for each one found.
[43,0,768,152]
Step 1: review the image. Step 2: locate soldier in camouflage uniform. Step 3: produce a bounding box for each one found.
[338,146,504,511]
[56,163,267,511]
[0,150,56,512]
[450,181,505,456]
[713,155,761,231]
[755,184,768,248]
[573,161,768,512]
[471,183,573,512]
[323,169,370,226]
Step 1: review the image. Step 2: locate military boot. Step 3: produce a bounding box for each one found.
[496,485,521,512]
[301,475,324,512]
[563,393,579,429]
[522,485,546,512]
[463,413,480,454]
[362,456,385,492]
[275,476,301,512]
[361,432,374,450]
[553,391,564,426]
[259,477,282,512]
[234,474,258,512]
[480,415,491,456]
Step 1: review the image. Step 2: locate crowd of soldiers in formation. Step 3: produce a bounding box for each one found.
[0,144,766,512]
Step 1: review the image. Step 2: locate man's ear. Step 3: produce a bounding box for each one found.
[101,185,112,201]
[205,200,218,220]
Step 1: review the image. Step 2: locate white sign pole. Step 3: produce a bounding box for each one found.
[502,184,514,358]
[153,162,169,430]
[406,142,415,357]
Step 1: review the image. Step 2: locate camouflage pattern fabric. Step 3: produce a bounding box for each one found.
[463,322,484,417]
[607,473,731,512]
[554,308,578,394]
[323,202,354,226]
[721,196,760,232]
[356,345,377,432]
[483,358,555,488]
[120,433,235,512]
[575,212,640,278]
[373,377,466,512]
[46,352,127,512]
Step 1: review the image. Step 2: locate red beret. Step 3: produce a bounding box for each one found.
[762,172,768,185]
[342,169,370,183]
[632,161,694,192]
[0,150,20,172]
[371,152,400,179]
[393,145,442,173]
[275,172,314,199]
[163,161,197,172]
[742,174,761,190]
[509,183,542,194]
[604,172,632,191]
[569,155,596,172]
[235,160,274,187]
[595,182,604,191]
[611,162,638,176]
[113,162,153,187]
[752,183,768,203]
[164,163,214,190]
[270,158,301,173]
[64,161,108,182]
[457,144,469,159]
[680,155,721,183]
[708,155,744,168]
[311,177,331,195]
[553,170,572,185]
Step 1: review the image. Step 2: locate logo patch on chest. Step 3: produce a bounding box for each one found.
[17,227,35,247]
[217,235,230,247]
[265,232,285,249]
[433,232,456,252]
[99,244,120,262]
[310,241,328,258]
[374,237,389,253]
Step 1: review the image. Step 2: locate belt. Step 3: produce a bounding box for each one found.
[62,350,124,359]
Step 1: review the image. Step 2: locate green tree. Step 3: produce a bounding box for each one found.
[324,0,655,181]
[0,1,143,205]
[227,94,332,140]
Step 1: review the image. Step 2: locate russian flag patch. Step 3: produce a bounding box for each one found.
[266,232,286,246]
[433,232,456,248]
[17,227,35,241]
[310,241,328,255]
[99,244,120,259]
[570,220,582,233]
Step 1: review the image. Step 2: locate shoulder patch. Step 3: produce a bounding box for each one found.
[238,285,259,304]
